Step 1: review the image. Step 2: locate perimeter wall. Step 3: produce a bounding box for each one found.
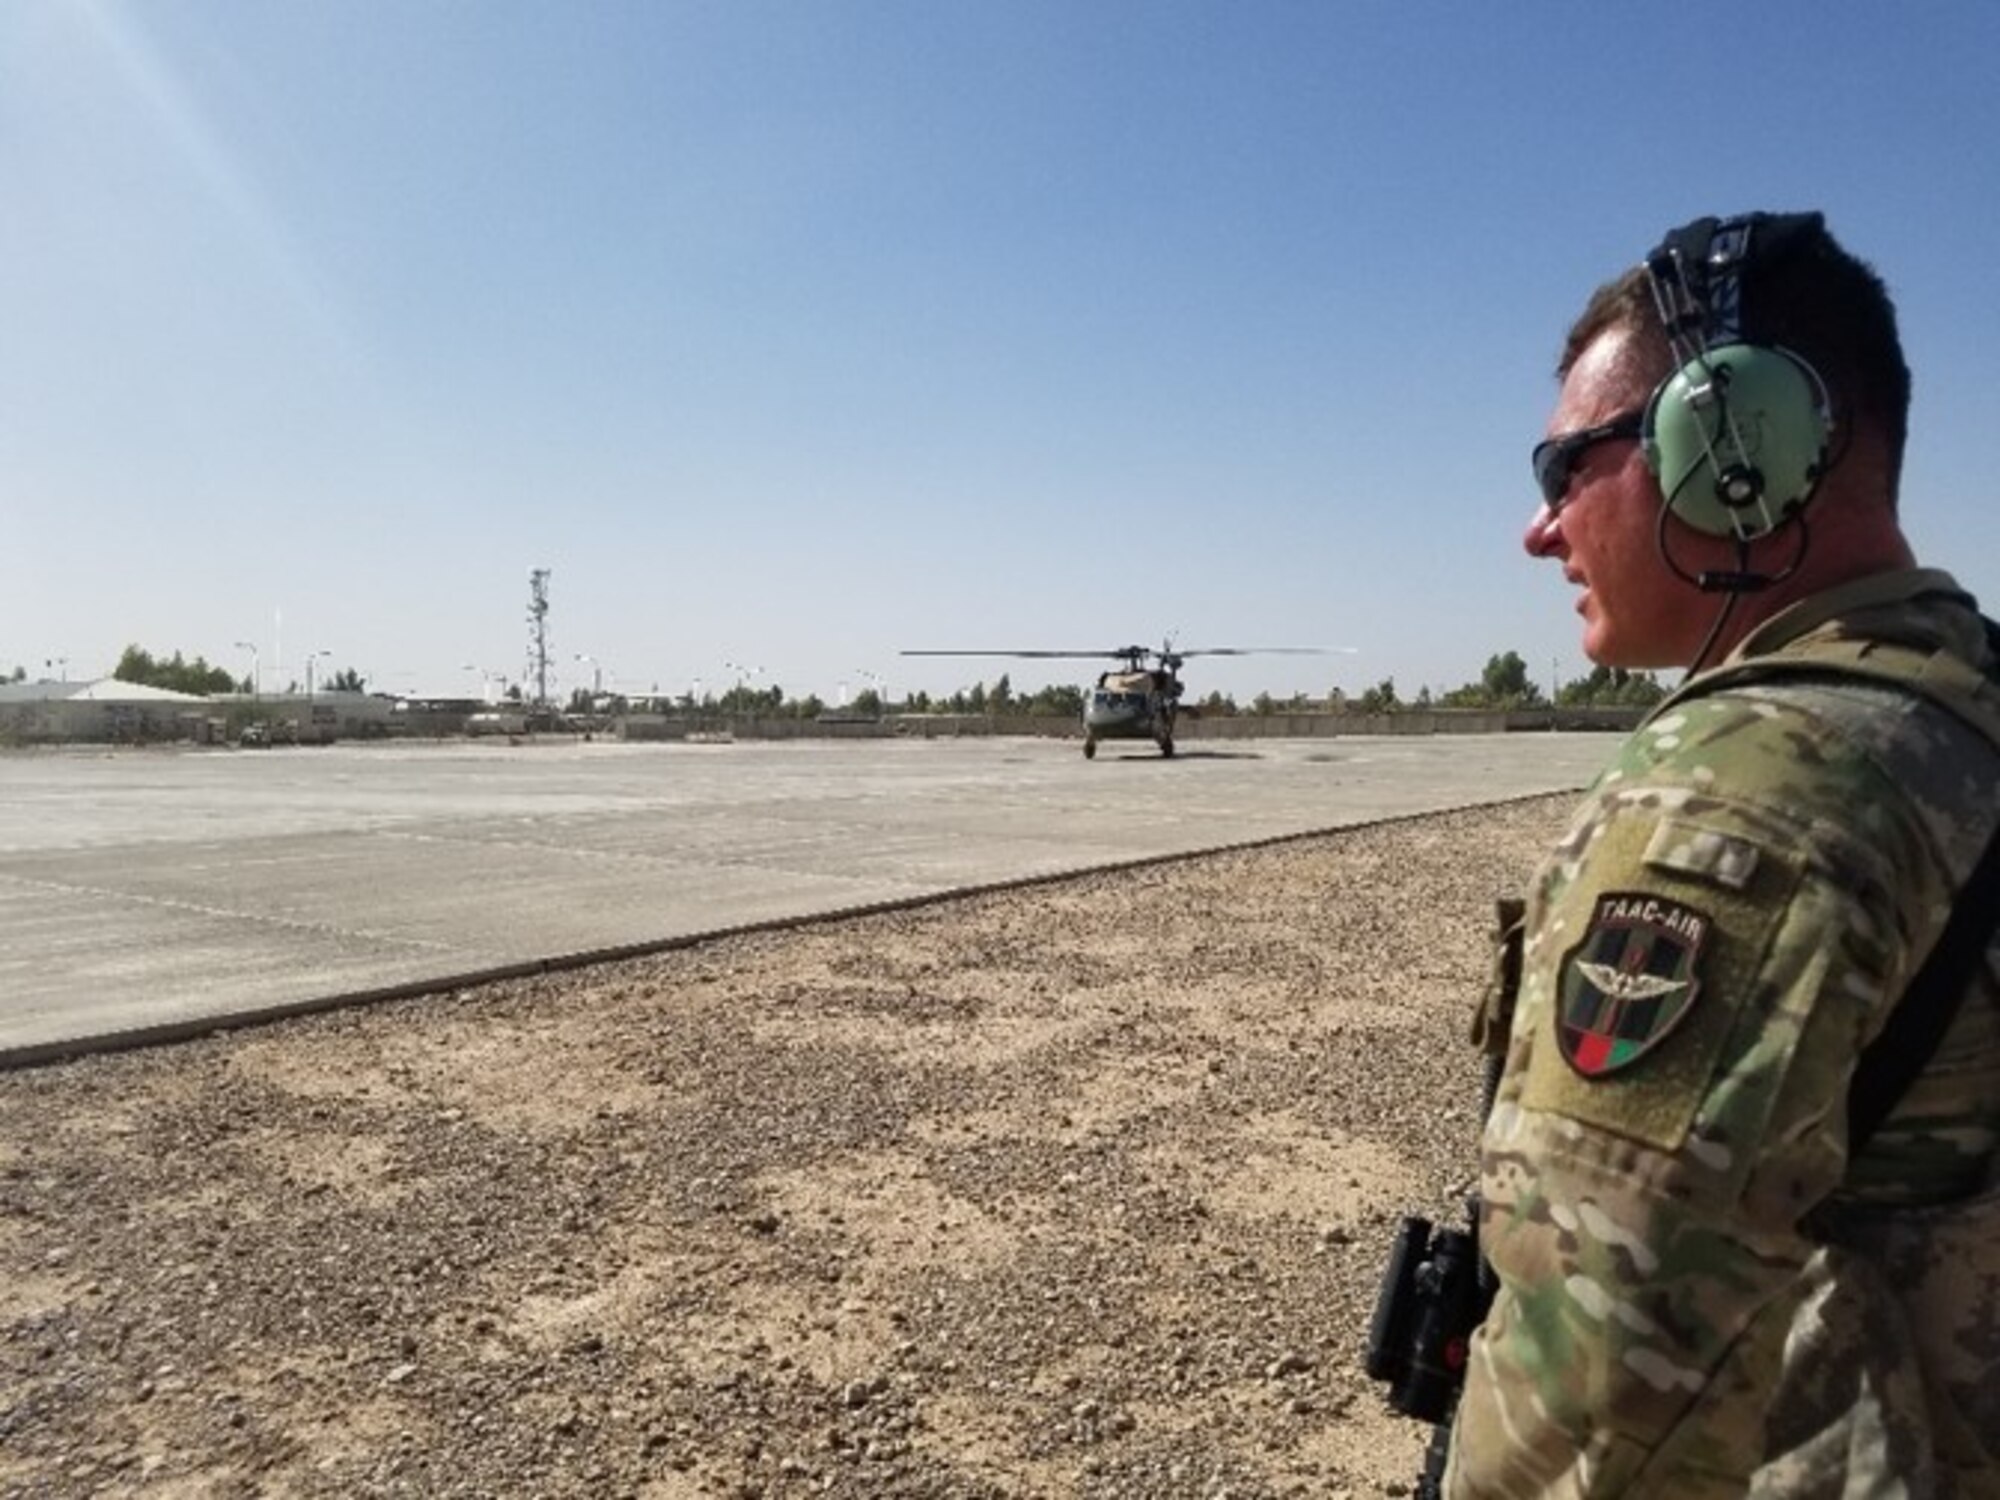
[619,707,1645,742]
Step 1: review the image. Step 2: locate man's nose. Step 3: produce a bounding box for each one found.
[1524,502,1562,558]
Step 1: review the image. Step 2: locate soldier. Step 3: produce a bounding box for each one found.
[1447,214,2000,1496]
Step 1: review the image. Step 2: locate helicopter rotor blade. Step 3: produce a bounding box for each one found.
[901,648,1165,661]
[1171,646,1358,658]
[902,649,1105,659]
[900,643,1358,664]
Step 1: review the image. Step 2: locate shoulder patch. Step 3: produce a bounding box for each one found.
[1556,892,1713,1078]
[1518,803,1806,1157]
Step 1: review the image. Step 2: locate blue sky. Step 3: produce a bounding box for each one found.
[6,1,1998,707]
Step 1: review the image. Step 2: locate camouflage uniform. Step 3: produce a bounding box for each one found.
[1447,569,2000,1499]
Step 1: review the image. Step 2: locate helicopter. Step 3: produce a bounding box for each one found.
[900,641,1339,759]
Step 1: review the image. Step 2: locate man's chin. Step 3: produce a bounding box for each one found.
[1580,624,1672,672]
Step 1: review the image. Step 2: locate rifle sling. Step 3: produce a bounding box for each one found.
[1846,814,2000,1157]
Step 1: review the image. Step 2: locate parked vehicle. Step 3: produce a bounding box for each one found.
[466,710,529,737]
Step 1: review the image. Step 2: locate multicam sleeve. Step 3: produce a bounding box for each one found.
[1444,706,1942,1498]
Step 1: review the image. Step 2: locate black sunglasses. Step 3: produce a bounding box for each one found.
[1531,409,1644,509]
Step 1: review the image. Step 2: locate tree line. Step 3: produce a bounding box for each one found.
[10,646,1664,716]
[0,646,372,697]
[1340,652,1668,715]
[569,652,1664,719]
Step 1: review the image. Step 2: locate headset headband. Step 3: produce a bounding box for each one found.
[1645,211,1826,362]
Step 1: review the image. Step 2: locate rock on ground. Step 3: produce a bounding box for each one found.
[0,794,1573,1499]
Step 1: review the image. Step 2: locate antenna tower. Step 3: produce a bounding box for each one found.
[527,568,552,709]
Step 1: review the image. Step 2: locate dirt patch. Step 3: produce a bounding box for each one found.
[0,796,1571,1498]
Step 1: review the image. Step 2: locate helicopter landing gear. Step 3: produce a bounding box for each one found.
[1083,737,1098,760]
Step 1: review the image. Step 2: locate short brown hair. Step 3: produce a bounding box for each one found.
[1560,219,1911,497]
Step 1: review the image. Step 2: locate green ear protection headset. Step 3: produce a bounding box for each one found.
[1641,213,1835,541]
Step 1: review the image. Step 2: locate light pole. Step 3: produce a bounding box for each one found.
[723,660,762,714]
[574,652,603,697]
[45,656,69,684]
[461,664,501,704]
[233,641,260,698]
[305,650,332,698]
[856,668,886,716]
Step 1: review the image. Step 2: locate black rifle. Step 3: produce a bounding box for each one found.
[1363,898,1520,1498]
[1364,1201,1494,1498]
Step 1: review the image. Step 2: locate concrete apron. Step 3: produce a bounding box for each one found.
[0,734,1616,1067]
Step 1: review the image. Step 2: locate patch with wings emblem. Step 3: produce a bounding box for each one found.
[1555,891,1713,1078]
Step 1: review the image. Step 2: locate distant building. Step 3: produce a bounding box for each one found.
[0,678,212,744]
[0,681,400,745]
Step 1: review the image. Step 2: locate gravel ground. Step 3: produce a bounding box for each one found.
[0,794,1573,1500]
